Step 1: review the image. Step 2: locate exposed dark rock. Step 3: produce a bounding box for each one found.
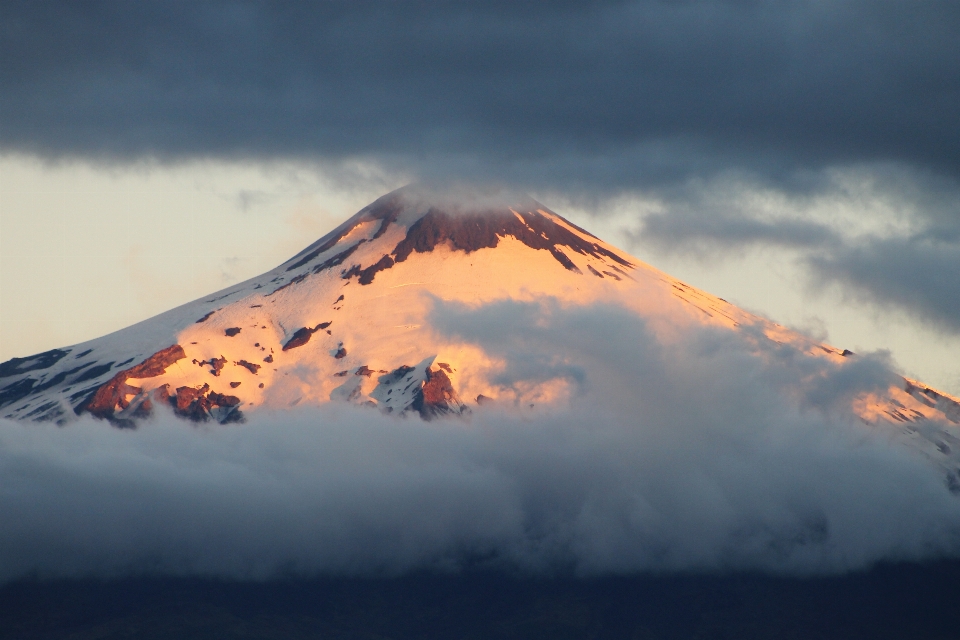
[412,366,466,420]
[0,348,71,379]
[341,264,362,280]
[0,360,101,409]
[267,272,308,296]
[282,328,315,351]
[258,383,264,388]
[339,204,632,286]
[263,355,274,363]
[74,349,93,359]
[198,356,227,376]
[356,255,395,285]
[370,198,403,239]
[549,247,582,273]
[174,384,210,419]
[390,365,416,380]
[71,362,115,384]
[230,381,241,388]
[250,304,262,308]
[904,379,960,424]
[335,295,344,303]
[395,207,631,268]
[285,221,368,272]
[195,310,216,323]
[24,401,60,419]
[69,383,103,402]
[0,378,37,409]
[282,321,329,351]
[208,391,241,407]
[334,371,349,377]
[235,360,261,374]
[205,292,237,303]
[334,345,347,359]
[437,362,453,373]
[609,265,633,280]
[476,394,492,405]
[225,327,241,337]
[588,265,604,278]
[172,384,242,422]
[79,345,186,418]
[311,241,366,275]
[602,270,621,281]
[116,357,135,367]
[285,192,405,273]
[356,365,374,377]
[841,349,855,357]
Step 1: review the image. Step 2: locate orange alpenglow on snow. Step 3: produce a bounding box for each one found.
[1,184,957,453]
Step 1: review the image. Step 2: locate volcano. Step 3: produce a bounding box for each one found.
[2,185,958,466]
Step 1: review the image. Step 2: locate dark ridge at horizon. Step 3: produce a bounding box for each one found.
[4,561,960,639]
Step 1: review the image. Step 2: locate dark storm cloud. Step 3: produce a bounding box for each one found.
[2,297,959,583]
[640,209,837,250]
[1,1,958,187]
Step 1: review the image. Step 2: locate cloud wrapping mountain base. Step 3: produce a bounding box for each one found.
[1,301,958,582]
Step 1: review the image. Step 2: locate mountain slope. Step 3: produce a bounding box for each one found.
[2,185,958,459]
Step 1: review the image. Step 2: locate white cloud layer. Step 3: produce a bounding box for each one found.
[2,300,959,583]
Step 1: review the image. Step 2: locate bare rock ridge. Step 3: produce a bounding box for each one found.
[72,345,245,424]
[0,348,71,378]
[413,366,467,420]
[173,383,242,423]
[274,189,633,296]
[79,345,186,418]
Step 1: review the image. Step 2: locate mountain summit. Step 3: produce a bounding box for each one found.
[2,184,958,458]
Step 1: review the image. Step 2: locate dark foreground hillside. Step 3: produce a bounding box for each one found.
[3,561,960,639]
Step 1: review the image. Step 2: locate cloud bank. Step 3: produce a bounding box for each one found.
[1,299,958,583]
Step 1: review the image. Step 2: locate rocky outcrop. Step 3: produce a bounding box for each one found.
[357,255,395,285]
[173,383,242,422]
[905,379,960,424]
[282,192,403,273]
[0,348,71,379]
[195,356,227,376]
[78,345,186,419]
[235,360,261,374]
[412,366,467,420]
[282,322,332,351]
[72,362,115,383]
[0,360,106,410]
[343,205,632,285]
[225,327,241,337]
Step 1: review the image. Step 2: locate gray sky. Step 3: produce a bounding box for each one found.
[1,0,958,393]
